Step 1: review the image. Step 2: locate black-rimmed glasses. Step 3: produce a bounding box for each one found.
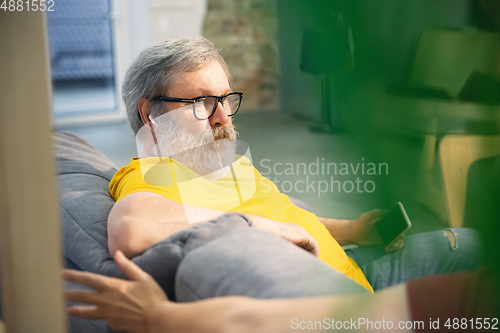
[152,92,243,120]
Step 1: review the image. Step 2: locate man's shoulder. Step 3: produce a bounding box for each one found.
[109,157,180,202]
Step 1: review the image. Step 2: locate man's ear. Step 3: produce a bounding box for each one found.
[138,98,150,128]
[138,98,159,146]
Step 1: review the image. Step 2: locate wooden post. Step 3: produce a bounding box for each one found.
[0,11,66,333]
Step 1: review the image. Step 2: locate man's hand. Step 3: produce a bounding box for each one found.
[63,251,168,333]
[249,215,320,257]
[349,209,404,253]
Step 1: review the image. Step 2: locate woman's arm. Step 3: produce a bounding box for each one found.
[148,286,410,333]
[64,251,411,333]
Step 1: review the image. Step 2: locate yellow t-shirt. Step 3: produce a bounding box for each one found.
[109,156,373,292]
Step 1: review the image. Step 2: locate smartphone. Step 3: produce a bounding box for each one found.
[375,202,412,247]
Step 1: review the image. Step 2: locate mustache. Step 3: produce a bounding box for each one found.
[212,125,237,140]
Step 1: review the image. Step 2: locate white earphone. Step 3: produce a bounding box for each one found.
[148,114,157,126]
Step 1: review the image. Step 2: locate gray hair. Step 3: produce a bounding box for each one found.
[122,36,232,134]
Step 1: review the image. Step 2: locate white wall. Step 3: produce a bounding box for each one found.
[148,0,207,44]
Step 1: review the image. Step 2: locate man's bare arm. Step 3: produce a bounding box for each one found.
[318,210,387,246]
[108,192,319,259]
[318,209,403,253]
[316,216,353,246]
[108,192,197,258]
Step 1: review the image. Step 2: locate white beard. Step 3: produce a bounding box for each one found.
[152,116,238,181]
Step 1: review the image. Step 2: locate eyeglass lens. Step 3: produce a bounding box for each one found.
[193,94,241,120]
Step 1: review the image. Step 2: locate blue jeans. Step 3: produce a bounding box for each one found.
[173,213,483,301]
[345,228,483,290]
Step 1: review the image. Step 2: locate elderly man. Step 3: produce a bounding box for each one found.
[106,36,481,298]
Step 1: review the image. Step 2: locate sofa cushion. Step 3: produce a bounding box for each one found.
[55,132,117,271]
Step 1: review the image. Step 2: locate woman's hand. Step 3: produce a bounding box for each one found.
[349,209,404,253]
[63,250,168,333]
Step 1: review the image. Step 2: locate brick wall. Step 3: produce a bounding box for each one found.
[203,0,279,111]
